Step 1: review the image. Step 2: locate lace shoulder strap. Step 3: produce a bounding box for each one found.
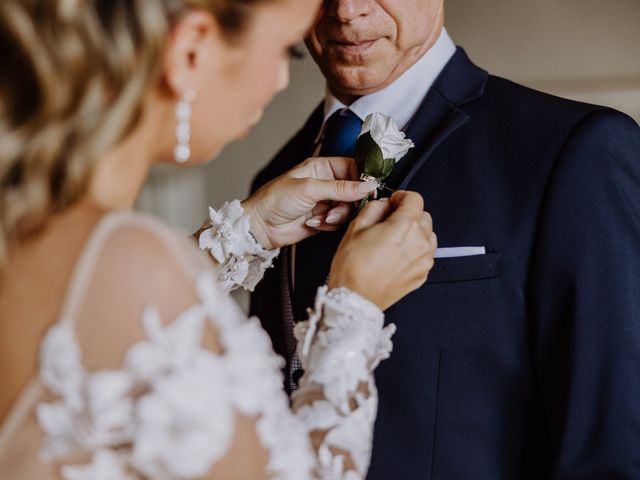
[58,210,207,327]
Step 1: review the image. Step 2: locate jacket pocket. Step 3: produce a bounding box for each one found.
[426,252,502,284]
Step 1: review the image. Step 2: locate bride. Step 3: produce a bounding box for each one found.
[0,0,437,478]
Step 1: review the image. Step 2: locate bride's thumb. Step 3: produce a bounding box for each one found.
[306,178,378,203]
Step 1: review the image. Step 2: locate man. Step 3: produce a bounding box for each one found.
[250,1,640,478]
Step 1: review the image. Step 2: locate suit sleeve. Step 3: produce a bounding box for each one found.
[528,109,640,478]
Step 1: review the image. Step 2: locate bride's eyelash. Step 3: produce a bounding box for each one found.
[288,46,305,60]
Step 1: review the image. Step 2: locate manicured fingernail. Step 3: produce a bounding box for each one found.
[326,212,342,224]
[358,181,378,194]
[305,218,322,227]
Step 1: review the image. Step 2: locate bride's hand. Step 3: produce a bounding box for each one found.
[328,191,438,311]
[241,157,378,250]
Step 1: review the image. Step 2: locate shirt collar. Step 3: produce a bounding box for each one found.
[319,27,456,140]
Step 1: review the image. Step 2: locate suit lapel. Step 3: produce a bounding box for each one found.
[385,96,470,191]
[385,48,488,192]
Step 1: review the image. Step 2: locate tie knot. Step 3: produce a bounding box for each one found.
[319,109,363,158]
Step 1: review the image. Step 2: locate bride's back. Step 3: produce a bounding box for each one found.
[0,204,104,424]
[0,204,264,479]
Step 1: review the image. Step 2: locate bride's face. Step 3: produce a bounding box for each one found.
[170,0,322,164]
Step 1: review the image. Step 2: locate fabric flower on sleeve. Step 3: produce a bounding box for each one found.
[199,200,280,293]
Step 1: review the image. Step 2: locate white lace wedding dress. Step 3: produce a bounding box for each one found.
[0,201,395,479]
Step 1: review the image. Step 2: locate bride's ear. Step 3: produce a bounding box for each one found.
[161,10,224,98]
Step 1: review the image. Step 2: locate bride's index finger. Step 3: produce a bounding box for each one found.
[290,156,358,182]
[312,156,359,181]
[333,156,360,181]
[320,156,359,181]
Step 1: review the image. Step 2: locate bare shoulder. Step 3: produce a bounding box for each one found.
[72,211,218,370]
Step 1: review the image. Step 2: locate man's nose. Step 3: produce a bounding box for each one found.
[327,0,374,23]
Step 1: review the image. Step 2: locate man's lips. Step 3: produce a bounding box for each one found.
[327,38,379,55]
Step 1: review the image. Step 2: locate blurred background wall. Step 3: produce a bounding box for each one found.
[137,0,639,307]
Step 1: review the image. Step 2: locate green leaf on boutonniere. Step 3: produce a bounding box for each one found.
[355,132,397,183]
[354,131,383,175]
[354,132,397,213]
[380,158,395,180]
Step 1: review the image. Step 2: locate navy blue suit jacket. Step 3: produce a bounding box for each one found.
[249,49,640,479]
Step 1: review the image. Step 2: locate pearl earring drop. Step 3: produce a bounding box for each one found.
[174,89,196,164]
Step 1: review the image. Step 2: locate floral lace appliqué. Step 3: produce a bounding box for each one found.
[293,286,396,479]
[198,200,279,293]
[38,294,236,480]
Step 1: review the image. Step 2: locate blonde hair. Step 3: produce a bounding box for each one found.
[0,0,267,273]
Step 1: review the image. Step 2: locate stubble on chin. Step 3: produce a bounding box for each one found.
[307,39,385,96]
[322,46,405,102]
[325,62,390,101]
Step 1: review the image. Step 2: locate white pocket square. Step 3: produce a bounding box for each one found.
[435,247,486,259]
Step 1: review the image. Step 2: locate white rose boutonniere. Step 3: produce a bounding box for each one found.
[354,112,415,210]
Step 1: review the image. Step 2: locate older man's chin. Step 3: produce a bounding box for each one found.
[315,43,399,90]
[324,62,398,98]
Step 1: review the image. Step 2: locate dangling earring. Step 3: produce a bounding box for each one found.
[174,89,196,164]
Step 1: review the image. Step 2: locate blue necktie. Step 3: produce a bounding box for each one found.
[319,109,364,157]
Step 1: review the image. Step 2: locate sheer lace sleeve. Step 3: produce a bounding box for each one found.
[35,212,393,480]
[292,287,395,478]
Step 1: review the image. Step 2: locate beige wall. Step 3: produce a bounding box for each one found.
[139,0,639,233]
[446,0,640,119]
